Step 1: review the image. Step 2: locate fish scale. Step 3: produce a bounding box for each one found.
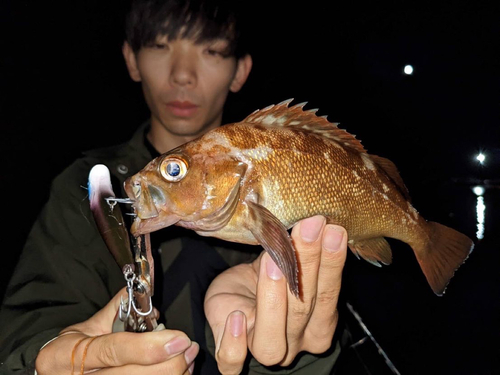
[231,124,401,238]
[126,100,474,297]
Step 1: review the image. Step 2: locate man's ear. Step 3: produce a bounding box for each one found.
[122,41,142,82]
[230,54,253,93]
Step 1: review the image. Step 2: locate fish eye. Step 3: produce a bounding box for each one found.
[160,157,188,182]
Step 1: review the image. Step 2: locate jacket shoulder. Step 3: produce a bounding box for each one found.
[52,125,152,199]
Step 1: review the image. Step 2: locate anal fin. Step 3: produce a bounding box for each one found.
[348,237,393,267]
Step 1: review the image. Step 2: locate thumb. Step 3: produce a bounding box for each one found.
[90,287,130,333]
[64,287,129,336]
[215,311,248,375]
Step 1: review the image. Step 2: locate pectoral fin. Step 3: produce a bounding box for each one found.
[348,237,393,267]
[246,201,299,298]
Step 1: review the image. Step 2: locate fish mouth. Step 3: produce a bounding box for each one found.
[125,177,180,236]
[131,214,180,236]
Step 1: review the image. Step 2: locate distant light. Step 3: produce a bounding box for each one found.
[473,185,485,196]
[476,153,485,164]
[403,65,413,75]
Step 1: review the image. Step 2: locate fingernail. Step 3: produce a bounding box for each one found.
[164,336,190,355]
[266,256,283,280]
[300,216,326,242]
[323,225,344,252]
[188,361,195,374]
[229,311,244,337]
[184,342,199,366]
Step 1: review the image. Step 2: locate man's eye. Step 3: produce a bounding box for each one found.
[206,49,222,56]
[154,43,167,49]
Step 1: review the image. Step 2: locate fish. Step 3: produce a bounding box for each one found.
[124,99,474,297]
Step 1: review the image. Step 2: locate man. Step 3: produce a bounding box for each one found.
[0,1,347,374]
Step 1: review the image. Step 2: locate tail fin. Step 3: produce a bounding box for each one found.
[415,222,474,296]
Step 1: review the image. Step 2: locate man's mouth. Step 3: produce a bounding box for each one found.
[165,101,199,117]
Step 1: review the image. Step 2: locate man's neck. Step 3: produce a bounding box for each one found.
[146,126,192,154]
[146,120,220,154]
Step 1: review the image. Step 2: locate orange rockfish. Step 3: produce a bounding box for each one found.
[125,99,474,297]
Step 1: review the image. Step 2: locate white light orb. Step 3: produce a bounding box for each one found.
[473,186,485,196]
[404,65,413,75]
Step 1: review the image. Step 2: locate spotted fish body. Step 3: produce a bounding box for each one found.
[125,100,474,297]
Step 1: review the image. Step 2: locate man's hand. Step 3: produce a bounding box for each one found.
[205,216,347,374]
[35,288,199,375]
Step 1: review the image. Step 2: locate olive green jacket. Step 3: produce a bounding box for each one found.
[0,123,341,374]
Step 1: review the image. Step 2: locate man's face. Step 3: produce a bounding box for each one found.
[124,36,250,142]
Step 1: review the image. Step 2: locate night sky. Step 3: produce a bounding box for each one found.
[1,0,499,374]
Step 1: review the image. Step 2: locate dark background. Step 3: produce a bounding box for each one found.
[1,0,499,374]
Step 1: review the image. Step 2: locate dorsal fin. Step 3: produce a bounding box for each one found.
[241,99,366,153]
[371,154,411,202]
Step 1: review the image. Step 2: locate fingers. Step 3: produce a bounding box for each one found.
[36,285,199,375]
[277,216,326,360]
[207,216,347,372]
[315,224,347,311]
[291,215,326,305]
[216,311,248,375]
[281,217,347,361]
[305,224,347,352]
[37,326,198,375]
[249,252,288,366]
[86,341,199,375]
[81,330,193,369]
[204,262,259,373]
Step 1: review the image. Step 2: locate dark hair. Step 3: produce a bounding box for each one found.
[124,0,249,58]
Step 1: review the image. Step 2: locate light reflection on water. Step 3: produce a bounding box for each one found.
[473,185,486,240]
[476,196,485,240]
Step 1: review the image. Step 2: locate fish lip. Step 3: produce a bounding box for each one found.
[131,215,180,236]
[124,177,160,219]
[124,177,136,200]
[125,176,180,235]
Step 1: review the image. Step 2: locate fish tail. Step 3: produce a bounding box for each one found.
[414,222,474,295]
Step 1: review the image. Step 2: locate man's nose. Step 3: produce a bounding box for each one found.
[170,52,197,87]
